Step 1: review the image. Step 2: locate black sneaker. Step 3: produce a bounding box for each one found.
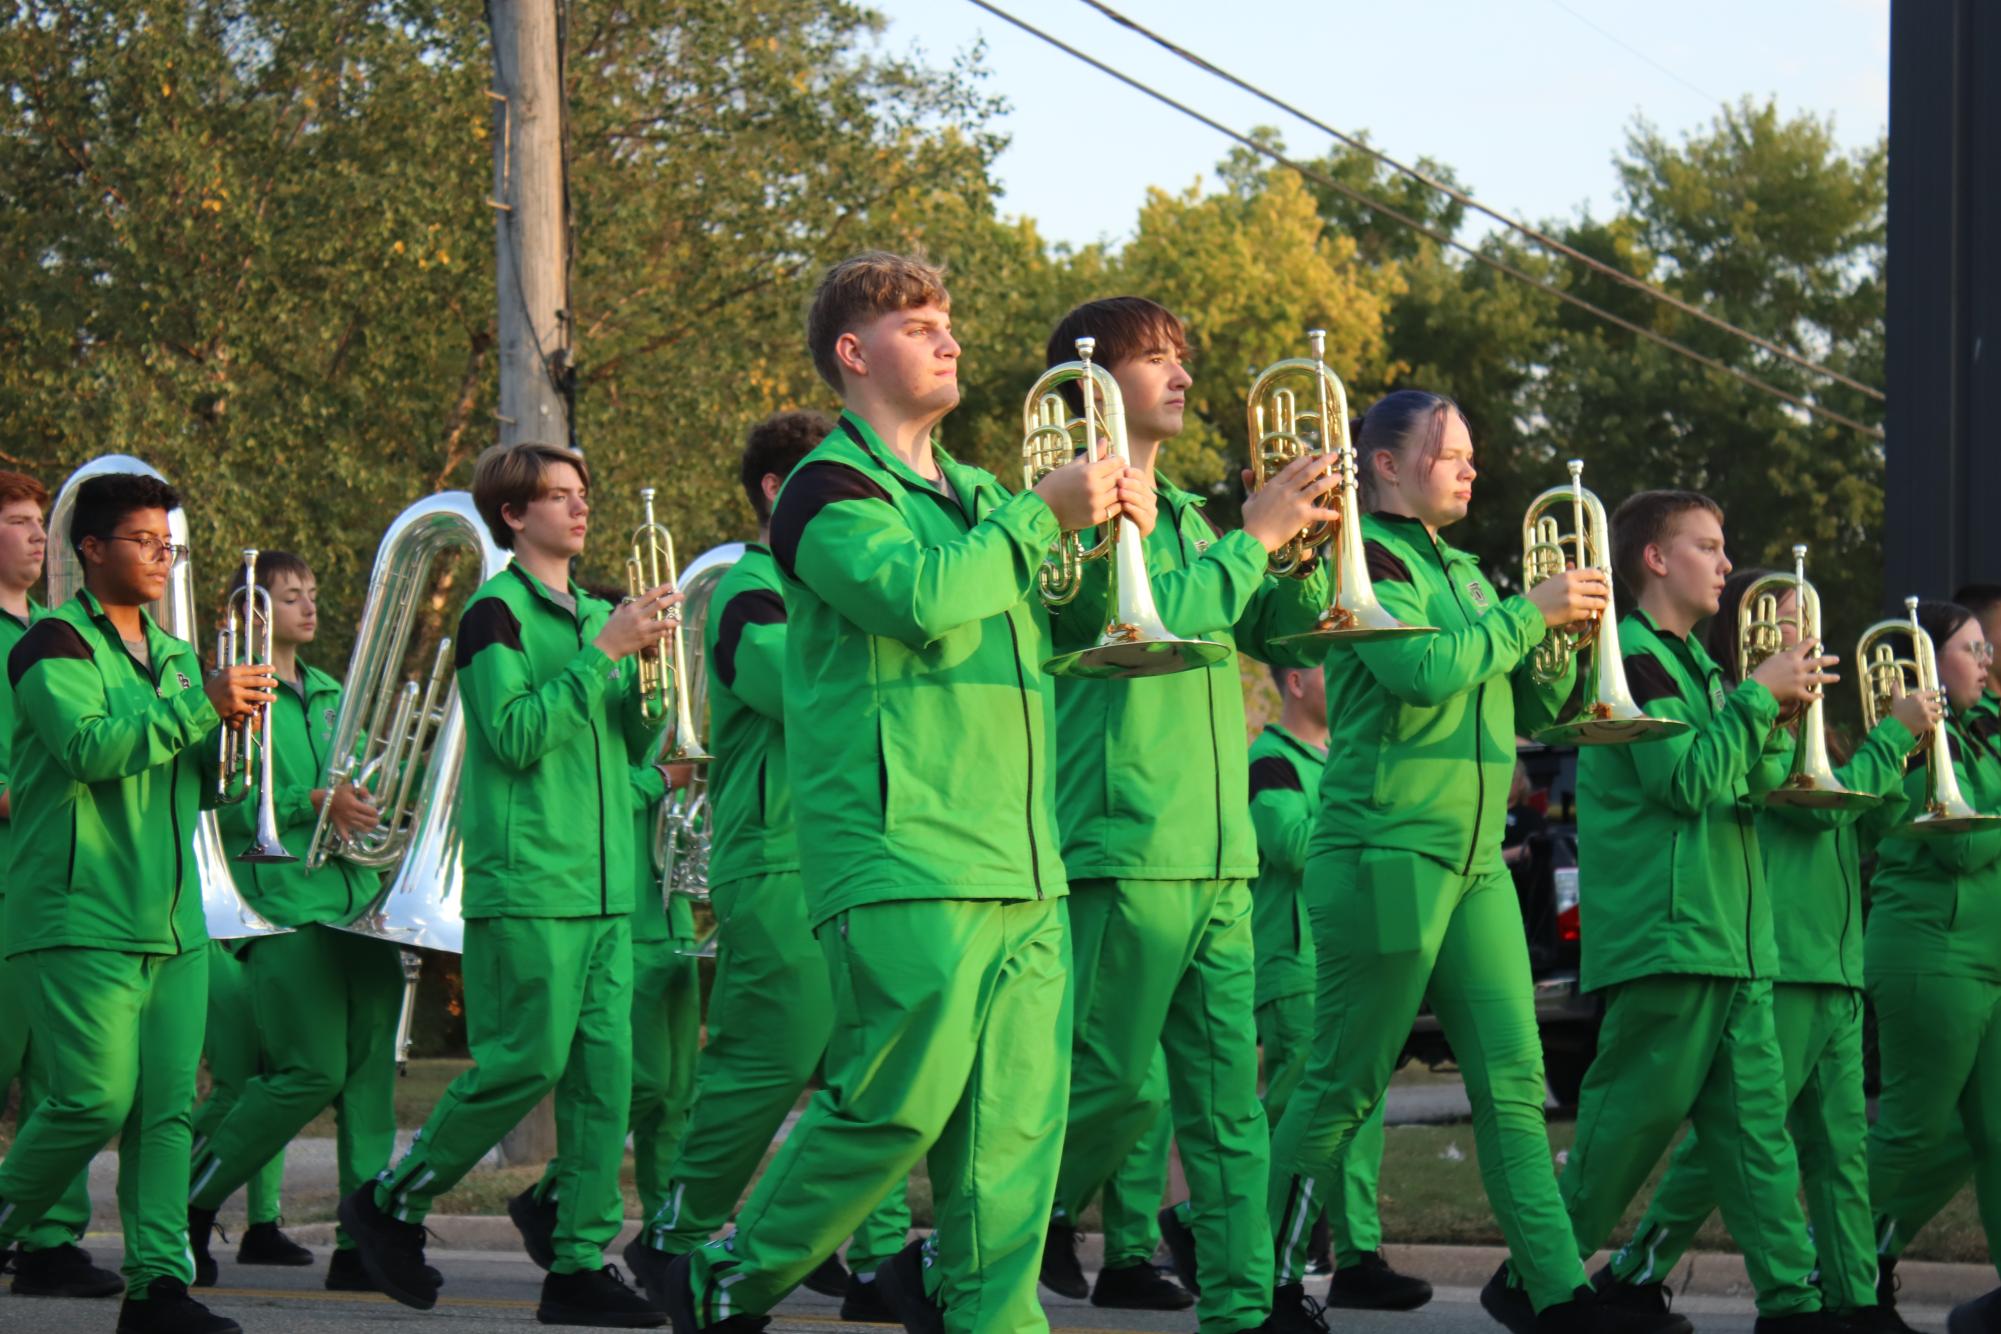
[1590,1267,1680,1324]
[236,1221,313,1267]
[538,1265,667,1328]
[1327,1250,1434,1311]
[623,1236,678,1311]
[654,1250,770,1334]
[337,1183,440,1311]
[115,1277,242,1334]
[804,1249,851,1298]
[873,1238,944,1334]
[188,1206,219,1288]
[1482,1263,1539,1334]
[511,1186,560,1271]
[1303,1217,1334,1278]
[11,1242,126,1298]
[1949,1287,2001,1334]
[1262,1283,1331,1332]
[1753,1313,1847,1334]
[1877,1256,1899,1313]
[1091,1259,1194,1310]
[1158,1204,1202,1298]
[1836,1306,1918,1334]
[324,1246,442,1293]
[840,1273,896,1323]
[1039,1219,1088,1299]
[1537,1283,1691,1334]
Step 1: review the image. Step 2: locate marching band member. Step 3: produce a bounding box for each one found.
[185,552,398,1293]
[1259,393,1639,1334]
[630,251,1118,1334]
[0,472,272,1334]
[1957,585,2001,729]
[1558,490,1835,1334]
[1596,567,1939,1332]
[1863,601,2001,1334]
[1249,663,1430,1314]
[1032,295,1337,1334]
[0,470,122,1300]
[622,411,910,1324]
[339,442,675,1329]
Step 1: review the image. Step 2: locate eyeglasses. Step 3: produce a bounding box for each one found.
[1972,641,1997,666]
[104,534,190,565]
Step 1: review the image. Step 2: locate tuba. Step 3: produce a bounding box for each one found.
[215,549,298,862]
[1857,597,2001,839]
[1261,332,1433,645]
[45,457,290,940]
[630,491,711,766]
[1024,337,1231,679]
[1737,546,1876,809]
[316,492,511,955]
[1521,460,1686,745]
[651,543,741,905]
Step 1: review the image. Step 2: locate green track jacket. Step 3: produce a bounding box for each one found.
[1051,476,1327,881]
[1247,723,1323,1006]
[628,766,684,947]
[220,662,379,929]
[1310,512,1573,876]
[1577,610,1787,993]
[455,563,655,919]
[702,544,798,889]
[4,589,221,957]
[0,598,45,895]
[1866,716,2001,983]
[1751,716,1915,988]
[768,410,1068,925]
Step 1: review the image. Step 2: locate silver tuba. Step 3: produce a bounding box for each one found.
[319,493,510,955]
[45,456,290,941]
[652,543,742,905]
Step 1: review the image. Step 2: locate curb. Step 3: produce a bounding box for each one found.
[283,1218,1994,1308]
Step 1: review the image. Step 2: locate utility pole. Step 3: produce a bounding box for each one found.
[488,0,569,1166]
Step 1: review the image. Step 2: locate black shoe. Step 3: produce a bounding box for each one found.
[1158,1204,1202,1298]
[236,1221,313,1267]
[325,1247,375,1292]
[511,1186,561,1271]
[1327,1250,1434,1311]
[115,1277,242,1334]
[1261,1283,1331,1332]
[623,1236,678,1312]
[1038,1219,1087,1299]
[538,1265,668,1328]
[840,1273,896,1323]
[1590,1267,1679,1322]
[1303,1217,1334,1277]
[873,1239,944,1334]
[1836,1307,1918,1334]
[652,1250,770,1333]
[1091,1259,1194,1310]
[337,1183,440,1311]
[1877,1256,1899,1312]
[1537,1283,1691,1334]
[11,1242,126,1298]
[187,1206,219,1288]
[1949,1287,2001,1334]
[1483,1264,1540,1334]
[804,1249,851,1298]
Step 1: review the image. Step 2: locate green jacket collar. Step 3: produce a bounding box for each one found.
[1367,510,1475,567]
[1264,722,1328,764]
[837,409,976,499]
[73,587,173,665]
[505,560,588,619]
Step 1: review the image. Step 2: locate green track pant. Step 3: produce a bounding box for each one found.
[537,929,703,1220]
[1270,849,1586,1311]
[0,942,91,1251]
[1867,971,2001,1278]
[687,897,1068,1333]
[640,873,909,1273]
[1607,983,1876,1308]
[1562,975,1819,1316]
[1053,879,1272,1334]
[190,941,286,1225]
[1259,990,1385,1266]
[374,914,631,1275]
[190,926,401,1247]
[1097,1063,1171,1267]
[0,946,206,1297]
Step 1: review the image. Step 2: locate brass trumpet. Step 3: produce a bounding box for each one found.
[648,542,741,904]
[1024,336,1231,679]
[1857,597,2001,839]
[1737,546,1877,810]
[1521,460,1685,745]
[217,549,298,863]
[629,490,710,766]
[1260,331,1432,645]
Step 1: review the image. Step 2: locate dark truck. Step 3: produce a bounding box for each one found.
[1401,741,1602,1108]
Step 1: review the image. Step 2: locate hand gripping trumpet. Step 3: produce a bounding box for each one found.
[1520,459,1685,745]
[1736,545,1876,810]
[1857,597,2001,839]
[216,549,298,862]
[629,489,710,765]
[1257,331,1432,645]
[1024,336,1231,679]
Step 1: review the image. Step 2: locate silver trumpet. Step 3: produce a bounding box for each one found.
[649,543,742,906]
[216,550,298,862]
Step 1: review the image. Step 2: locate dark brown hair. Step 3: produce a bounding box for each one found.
[741,411,834,523]
[225,550,313,601]
[471,443,592,550]
[1609,490,1724,601]
[805,252,951,392]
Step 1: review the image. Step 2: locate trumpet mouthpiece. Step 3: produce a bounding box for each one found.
[1075,336,1096,364]
[1307,329,1326,359]
[639,486,656,503]
[1793,543,1809,561]
[1566,459,1584,480]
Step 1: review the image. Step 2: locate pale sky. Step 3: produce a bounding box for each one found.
[865,0,1890,251]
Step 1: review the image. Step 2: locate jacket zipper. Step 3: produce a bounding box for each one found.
[576,613,609,914]
[1835,828,1855,987]
[1170,506,1227,878]
[105,610,185,951]
[300,681,348,917]
[1424,532,1486,874]
[1719,666,1758,977]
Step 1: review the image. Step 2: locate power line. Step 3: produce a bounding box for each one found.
[960,0,1884,441]
[1545,0,1726,109]
[1069,0,1886,405]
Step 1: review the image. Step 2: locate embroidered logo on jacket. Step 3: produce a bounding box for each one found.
[176,671,192,689]
[1465,580,1491,612]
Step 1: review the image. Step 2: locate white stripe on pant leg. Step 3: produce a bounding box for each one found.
[190,1155,224,1202]
[1280,1178,1318,1285]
